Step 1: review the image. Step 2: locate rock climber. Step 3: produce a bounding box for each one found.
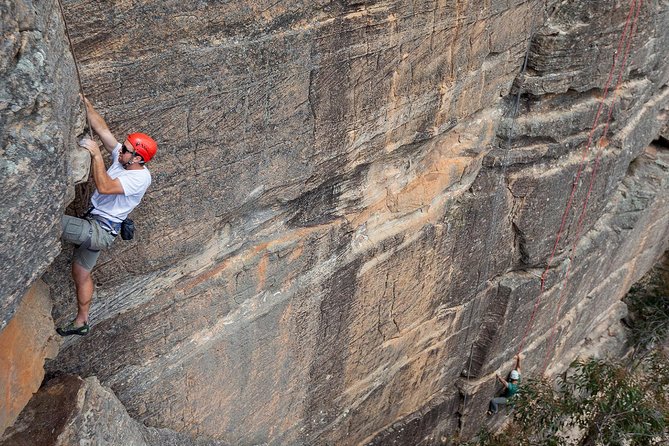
[487,354,522,415]
[57,97,157,336]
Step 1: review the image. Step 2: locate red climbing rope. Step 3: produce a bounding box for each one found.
[541,0,644,373]
[516,0,642,360]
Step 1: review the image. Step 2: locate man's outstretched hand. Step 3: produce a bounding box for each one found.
[79,138,102,159]
[80,93,91,106]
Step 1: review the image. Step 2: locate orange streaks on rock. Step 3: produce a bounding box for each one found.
[0,281,58,435]
[257,253,269,293]
[178,225,334,294]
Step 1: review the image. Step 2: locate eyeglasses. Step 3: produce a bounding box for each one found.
[121,145,136,156]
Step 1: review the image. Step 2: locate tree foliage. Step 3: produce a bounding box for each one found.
[625,272,669,354]
[518,354,668,445]
[464,265,669,445]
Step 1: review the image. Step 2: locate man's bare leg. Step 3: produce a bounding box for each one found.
[72,262,93,326]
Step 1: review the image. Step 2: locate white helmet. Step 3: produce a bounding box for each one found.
[510,370,520,380]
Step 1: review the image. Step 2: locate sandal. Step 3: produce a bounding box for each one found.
[57,320,90,336]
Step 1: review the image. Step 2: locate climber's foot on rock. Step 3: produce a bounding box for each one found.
[57,320,90,336]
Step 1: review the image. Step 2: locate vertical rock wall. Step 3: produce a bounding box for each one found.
[0,0,87,330]
[0,375,227,446]
[1,0,667,444]
[0,0,89,438]
[0,280,58,434]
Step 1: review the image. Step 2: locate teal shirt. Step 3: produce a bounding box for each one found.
[505,379,520,398]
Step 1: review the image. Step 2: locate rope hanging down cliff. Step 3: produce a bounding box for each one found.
[514,0,644,374]
[460,24,535,411]
[538,0,644,374]
[53,0,159,339]
[56,0,92,139]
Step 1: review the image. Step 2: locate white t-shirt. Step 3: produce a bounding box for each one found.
[91,143,152,223]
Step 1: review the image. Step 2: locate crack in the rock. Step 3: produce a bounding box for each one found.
[378,271,390,341]
[512,221,530,266]
[390,280,400,335]
[307,67,318,151]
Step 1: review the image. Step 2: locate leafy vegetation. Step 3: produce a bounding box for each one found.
[463,263,669,445]
[625,270,669,355]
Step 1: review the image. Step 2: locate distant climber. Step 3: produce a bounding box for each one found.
[487,354,522,415]
[57,97,157,336]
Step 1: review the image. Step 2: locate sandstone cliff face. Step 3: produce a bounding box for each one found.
[2,0,669,444]
[0,375,227,446]
[0,280,58,434]
[0,0,88,330]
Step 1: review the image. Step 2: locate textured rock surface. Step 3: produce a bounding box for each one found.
[660,121,669,142]
[0,0,88,330]
[1,0,668,444]
[0,375,226,446]
[0,280,59,435]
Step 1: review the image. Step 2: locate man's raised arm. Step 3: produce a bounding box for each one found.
[83,96,119,153]
[496,372,509,388]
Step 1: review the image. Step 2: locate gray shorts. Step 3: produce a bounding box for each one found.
[61,215,116,271]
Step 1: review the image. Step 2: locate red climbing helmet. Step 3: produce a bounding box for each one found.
[127,133,158,163]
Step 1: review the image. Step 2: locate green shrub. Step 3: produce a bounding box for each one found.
[465,265,669,445]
